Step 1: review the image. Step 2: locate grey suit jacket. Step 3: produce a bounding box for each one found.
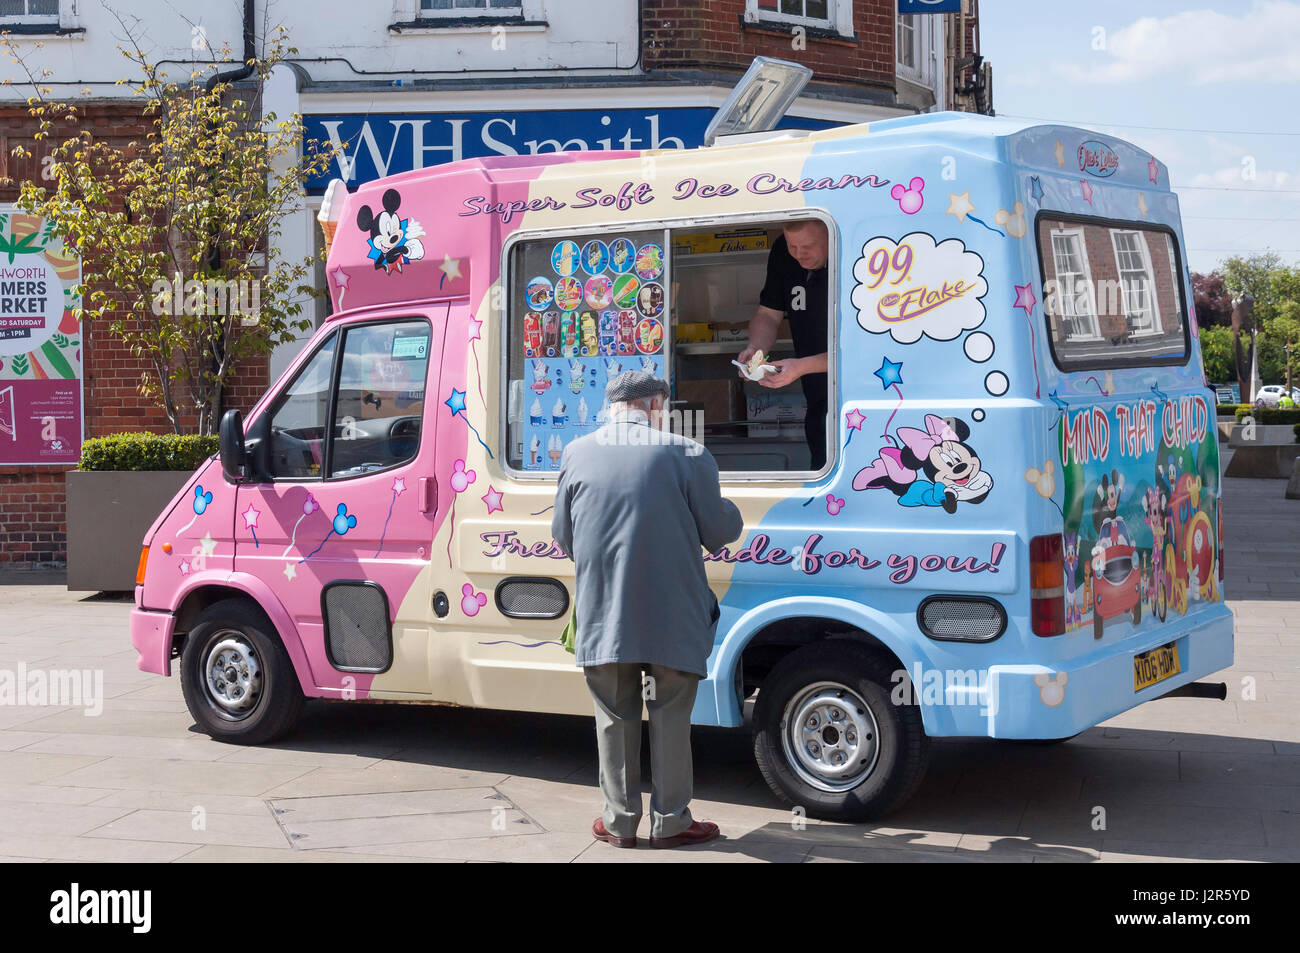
[551,413,744,676]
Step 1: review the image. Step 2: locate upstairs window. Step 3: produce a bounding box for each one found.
[1037,215,1188,371]
[897,14,917,72]
[895,12,937,87]
[0,0,59,24]
[419,0,523,17]
[746,0,852,36]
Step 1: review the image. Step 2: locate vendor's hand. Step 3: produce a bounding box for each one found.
[736,345,757,379]
[759,358,803,389]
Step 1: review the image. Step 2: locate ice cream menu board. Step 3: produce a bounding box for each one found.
[0,209,83,466]
[511,229,667,471]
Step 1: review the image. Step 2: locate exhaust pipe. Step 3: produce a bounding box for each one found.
[1156,681,1227,701]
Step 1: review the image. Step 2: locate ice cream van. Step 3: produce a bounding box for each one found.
[129,64,1232,819]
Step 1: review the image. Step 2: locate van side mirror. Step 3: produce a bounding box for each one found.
[219,409,246,483]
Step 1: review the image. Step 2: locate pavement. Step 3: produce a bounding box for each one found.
[0,465,1296,863]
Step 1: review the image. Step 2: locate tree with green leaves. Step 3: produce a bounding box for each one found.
[1198,325,1234,386]
[2,20,334,435]
[1267,306,1300,394]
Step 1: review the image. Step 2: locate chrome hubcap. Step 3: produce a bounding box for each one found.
[782,681,879,793]
[204,633,262,717]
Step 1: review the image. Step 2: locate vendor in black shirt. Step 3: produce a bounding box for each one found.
[737,219,830,470]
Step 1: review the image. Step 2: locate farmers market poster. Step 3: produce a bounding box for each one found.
[0,208,82,465]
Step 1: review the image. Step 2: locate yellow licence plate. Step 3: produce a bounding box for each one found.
[1133,641,1181,692]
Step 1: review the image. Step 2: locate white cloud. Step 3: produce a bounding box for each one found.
[1053,1,1300,85]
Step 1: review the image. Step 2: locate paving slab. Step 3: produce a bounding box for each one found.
[0,472,1294,862]
[83,809,289,849]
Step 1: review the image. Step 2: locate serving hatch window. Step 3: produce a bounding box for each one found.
[502,216,835,477]
[503,229,667,473]
[1037,215,1188,371]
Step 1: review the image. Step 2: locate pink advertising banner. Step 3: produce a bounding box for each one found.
[0,208,82,466]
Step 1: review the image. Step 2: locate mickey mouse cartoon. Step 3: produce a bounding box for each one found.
[1089,469,1130,572]
[357,188,425,274]
[853,414,993,514]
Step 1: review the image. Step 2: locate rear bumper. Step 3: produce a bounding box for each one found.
[130,606,176,676]
[927,603,1235,738]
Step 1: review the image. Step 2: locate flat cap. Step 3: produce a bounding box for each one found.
[605,369,669,404]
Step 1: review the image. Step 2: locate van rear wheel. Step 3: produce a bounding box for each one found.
[752,641,929,821]
[180,598,305,745]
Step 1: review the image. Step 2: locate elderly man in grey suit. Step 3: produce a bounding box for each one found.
[552,370,744,849]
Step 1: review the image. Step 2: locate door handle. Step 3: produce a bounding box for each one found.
[419,476,438,514]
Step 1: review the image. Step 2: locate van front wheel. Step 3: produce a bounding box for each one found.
[752,642,929,821]
[180,599,305,745]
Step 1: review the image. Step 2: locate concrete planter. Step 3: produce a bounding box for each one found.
[65,470,193,591]
[1224,444,1300,480]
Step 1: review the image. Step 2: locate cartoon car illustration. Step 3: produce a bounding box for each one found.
[1164,473,1216,615]
[1091,516,1141,639]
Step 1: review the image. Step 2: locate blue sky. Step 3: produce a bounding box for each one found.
[979,0,1300,274]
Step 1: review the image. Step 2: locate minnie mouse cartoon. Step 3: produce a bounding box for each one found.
[852,414,993,514]
[357,188,425,274]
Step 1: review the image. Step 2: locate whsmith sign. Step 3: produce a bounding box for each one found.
[303,108,838,194]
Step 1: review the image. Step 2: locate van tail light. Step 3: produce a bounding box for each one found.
[136,546,150,586]
[1029,534,1065,637]
[1218,507,1224,583]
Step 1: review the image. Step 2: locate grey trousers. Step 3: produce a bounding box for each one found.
[583,662,701,839]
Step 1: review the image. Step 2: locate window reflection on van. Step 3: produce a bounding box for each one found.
[1037,215,1189,371]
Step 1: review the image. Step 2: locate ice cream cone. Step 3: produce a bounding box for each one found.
[317,179,346,257]
[318,218,338,255]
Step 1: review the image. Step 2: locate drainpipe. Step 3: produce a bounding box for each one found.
[202,0,256,432]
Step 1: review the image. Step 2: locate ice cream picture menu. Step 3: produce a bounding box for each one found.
[517,230,666,471]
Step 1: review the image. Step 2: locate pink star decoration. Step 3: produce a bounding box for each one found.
[392,476,407,497]
[481,485,504,515]
[1013,283,1038,316]
[468,315,483,341]
[332,267,350,290]
[1147,156,1159,185]
[242,503,260,530]
[845,409,866,431]
[1079,180,1094,205]
[179,560,191,576]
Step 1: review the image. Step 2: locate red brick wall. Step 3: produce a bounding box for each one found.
[0,104,268,569]
[642,0,897,98]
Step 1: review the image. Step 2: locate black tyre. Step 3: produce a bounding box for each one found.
[180,598,305,745]
[752,641,929,821]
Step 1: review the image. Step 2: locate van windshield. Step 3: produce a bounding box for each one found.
[1036,215,1189,371]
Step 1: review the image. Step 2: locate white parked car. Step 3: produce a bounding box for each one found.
[1256,384,1300,407]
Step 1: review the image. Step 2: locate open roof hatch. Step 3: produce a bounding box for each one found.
[702,56,814,147]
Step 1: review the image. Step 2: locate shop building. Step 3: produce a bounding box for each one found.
[0,0,989,569]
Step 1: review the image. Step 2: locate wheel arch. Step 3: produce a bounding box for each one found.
[168,574,314,691]
[709,597,933,730]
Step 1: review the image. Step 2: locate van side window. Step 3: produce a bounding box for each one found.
[1037,216,1189,371]
[503,218,834,477]
[267,335,337,479]
[330,321,431,478]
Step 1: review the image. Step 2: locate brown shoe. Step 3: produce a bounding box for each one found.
[592,818,637,848]
[650,820,720,849]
